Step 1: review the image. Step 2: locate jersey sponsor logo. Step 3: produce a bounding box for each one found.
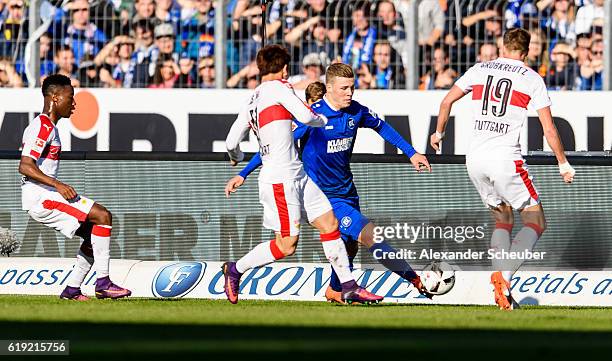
[474,120,510,134]
[348,118,355,129]
[41,123,52,132]
[327,137,353,153]
[152,262,206,298]
[367,108,379,119]
[341,216,352,228]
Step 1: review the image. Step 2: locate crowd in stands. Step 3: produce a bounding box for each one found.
[0,0,606,90]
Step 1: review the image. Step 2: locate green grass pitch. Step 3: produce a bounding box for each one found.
[0,295,610,359]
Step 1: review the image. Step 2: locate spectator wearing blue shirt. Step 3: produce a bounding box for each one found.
[122,19,155,87]
[505,0,539,29]
[181,0,215,60]
[342,1,377,70]
[62,0,108,65]
[112,39,136,87]
[540,0,577,46]
[124,22,177,87]
[155,0,181,29]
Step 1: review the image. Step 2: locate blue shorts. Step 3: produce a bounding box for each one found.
[329,197,369,243]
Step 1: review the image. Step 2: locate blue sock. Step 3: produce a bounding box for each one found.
[369,241,417,281]
[329,256,354,292]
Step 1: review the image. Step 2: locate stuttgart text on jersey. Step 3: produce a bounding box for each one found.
[474,119,510,134]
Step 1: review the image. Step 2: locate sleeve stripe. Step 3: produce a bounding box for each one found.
[35,116,54,143]
[510,90,531,109]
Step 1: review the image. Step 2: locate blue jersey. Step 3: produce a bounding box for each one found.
[297,98,383,199]
[240,97,416,200]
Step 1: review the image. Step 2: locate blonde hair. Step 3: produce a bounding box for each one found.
[325,63,354,84]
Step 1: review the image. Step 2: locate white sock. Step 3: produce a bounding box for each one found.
[507,223,543,280]
[66,249,94,288]
[236,240,284,274]
[490,223,512,277]
[320,230,353,283]
[91,225,112,278]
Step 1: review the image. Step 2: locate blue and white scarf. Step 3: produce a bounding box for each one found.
[342,26,377,68]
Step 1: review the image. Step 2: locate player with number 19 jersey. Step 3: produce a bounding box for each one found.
[455,58,551,160]
[454,57,551,209]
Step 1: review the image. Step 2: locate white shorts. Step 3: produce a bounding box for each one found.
[27,190,95,238]
[466,158,540,210]
[259,174,332,237]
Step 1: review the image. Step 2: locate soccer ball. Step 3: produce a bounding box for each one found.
[421,261,456,295]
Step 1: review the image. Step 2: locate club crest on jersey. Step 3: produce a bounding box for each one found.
[341,216,352,228]
[348,118,355,129]
[327,137,353,153]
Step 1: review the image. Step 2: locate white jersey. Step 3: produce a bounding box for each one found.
[226,79,327,183]
[455,57,552,160]
[20,114,61,210]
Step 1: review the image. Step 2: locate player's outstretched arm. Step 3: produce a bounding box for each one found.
[18,156,77,200]
[431,85,466,151]
[537,106,575,183]
[373,121,431,172]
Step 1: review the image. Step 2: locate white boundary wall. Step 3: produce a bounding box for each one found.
[1,258,610,306]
